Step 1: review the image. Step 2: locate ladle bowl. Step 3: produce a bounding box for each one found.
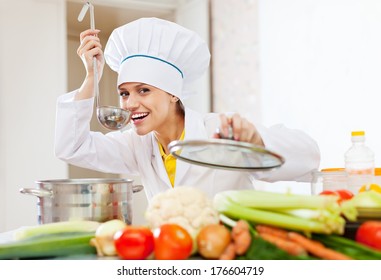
[78,2,131,131]
[97,106,131,131]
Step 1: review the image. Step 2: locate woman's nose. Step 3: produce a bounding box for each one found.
[121,95,138,110]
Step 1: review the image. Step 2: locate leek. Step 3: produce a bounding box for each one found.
[13,220,101,241]
[0,232,96,260]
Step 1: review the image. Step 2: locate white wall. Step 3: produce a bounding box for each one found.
[176,0,211,113]
[259,0,381,170]
[0,0,67,232]
[207,0,381,194]
[0,0,5,232]
[211,0,261,120]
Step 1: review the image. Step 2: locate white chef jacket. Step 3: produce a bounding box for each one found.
[55,91,320,200]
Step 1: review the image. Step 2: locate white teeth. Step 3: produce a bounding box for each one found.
[132,113,148,119]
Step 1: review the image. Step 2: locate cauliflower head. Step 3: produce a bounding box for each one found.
[145,186,220,237]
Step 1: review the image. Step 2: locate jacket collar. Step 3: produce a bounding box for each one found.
[151,108,208,188]
[150,133,172,187]
[150,107,209,188]
[174,107,208,185]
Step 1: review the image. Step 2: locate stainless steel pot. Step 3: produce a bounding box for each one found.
[20,178,143,225]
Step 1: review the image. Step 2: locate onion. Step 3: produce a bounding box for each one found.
[196,224,231,259]
[90,219,126,256]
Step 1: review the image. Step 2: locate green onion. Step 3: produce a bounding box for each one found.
[313,234,381,260]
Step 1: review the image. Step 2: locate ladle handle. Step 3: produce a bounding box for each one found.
[216,112,235,140]
[215,126,234,140]
[89,3,95,30]
[88,3,100,107]
[93,58,100,106]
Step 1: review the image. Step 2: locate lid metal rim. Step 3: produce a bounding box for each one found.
[168,139,285,171]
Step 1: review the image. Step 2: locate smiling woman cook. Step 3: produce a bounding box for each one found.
[54,17,320,200]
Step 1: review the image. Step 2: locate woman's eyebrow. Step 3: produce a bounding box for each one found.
[118,83,146,91]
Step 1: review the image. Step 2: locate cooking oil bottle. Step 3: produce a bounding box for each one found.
[344,131,375,193]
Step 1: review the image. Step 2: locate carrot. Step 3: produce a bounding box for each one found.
[258,232,308,256]
[232,220,252,255]
[219,243,236,260]
[256,224,289,240]
[287,232,352,260]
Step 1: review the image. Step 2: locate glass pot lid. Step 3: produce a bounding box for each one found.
[168,139,285,171]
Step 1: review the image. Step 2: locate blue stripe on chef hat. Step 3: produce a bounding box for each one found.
[104,17,210,100]
[121,54,184,78]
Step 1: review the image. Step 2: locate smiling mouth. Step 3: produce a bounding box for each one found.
[131,112,149,123]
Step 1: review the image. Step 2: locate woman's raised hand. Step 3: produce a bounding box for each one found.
[75,29,104,100]
[77,29,104,81]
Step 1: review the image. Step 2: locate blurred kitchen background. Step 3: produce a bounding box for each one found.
[2,0,381,232]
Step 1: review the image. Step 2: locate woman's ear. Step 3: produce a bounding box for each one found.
[171,95,179,102]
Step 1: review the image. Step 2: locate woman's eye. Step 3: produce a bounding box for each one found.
[119,91,129,98]
[138,88,150,94]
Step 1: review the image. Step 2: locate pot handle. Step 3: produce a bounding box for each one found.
[19,188,52,197]
[132,185,144,193]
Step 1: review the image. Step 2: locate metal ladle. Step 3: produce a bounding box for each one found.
[78,2,131,131]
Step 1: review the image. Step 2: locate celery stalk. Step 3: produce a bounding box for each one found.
[339,199,358,221]
[275,208,330,220]
[275,209,344,226]
[218,189,358,222]
[223,190,341,213]
[214,193,344,235]
[351,190,381,208]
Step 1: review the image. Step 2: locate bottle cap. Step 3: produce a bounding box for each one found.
[351,131,365,137]
[375,168,381,176]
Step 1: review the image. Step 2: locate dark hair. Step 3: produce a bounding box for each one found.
[176,99,185,117]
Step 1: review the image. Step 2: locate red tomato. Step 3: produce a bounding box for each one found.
[335,189,354,201]
[114,226,154,260]
[153,224,193,260]
[355,221,381,251]
[319,189,354,203]
[319,190,336,196]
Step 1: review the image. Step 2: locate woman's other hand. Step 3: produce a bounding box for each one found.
[216,113,265,147]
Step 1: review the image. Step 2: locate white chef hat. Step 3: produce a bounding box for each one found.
[104,17,210,100]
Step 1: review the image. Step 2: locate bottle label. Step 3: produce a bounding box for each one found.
[346,168,374,175]
[347,174,374,193]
